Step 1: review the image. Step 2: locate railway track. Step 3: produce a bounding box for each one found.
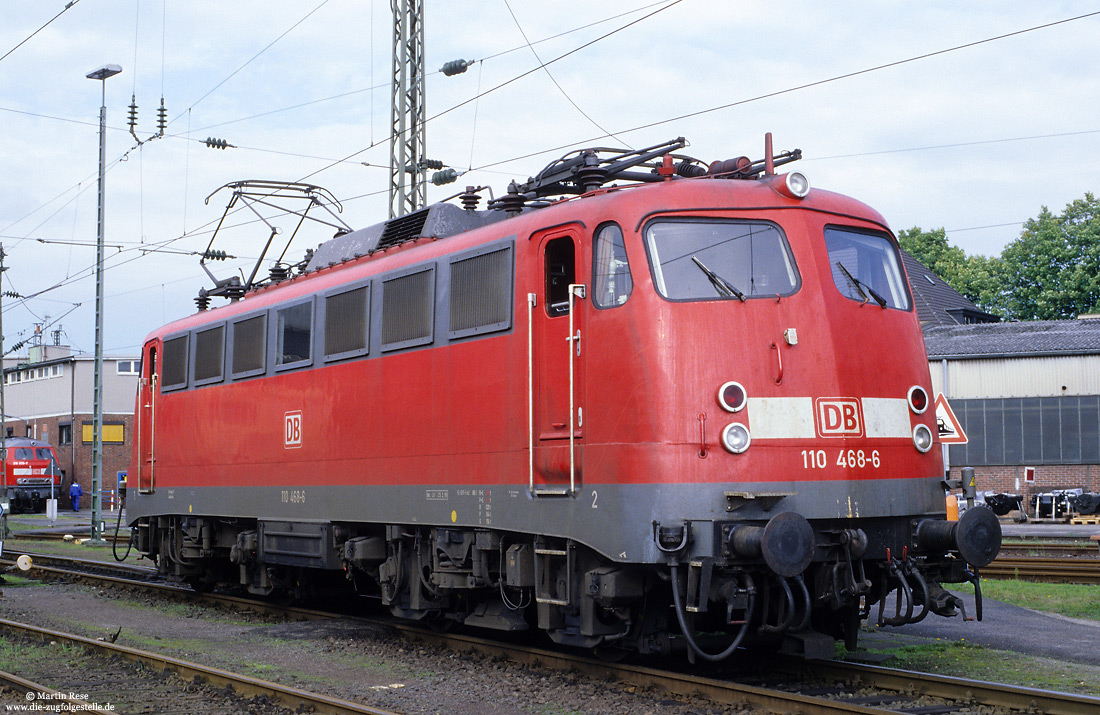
[984,555,1100,583]
[5,551,1100,714]
[0,619,398,715]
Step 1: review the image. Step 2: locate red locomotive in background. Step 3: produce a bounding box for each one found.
[3,437,64,513]
[126,136,1000,661]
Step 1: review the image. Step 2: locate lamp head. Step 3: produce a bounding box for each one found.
[85,64,122,81]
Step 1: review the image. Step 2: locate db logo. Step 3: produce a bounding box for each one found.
[284,411,302,448]
[815,398,863,437]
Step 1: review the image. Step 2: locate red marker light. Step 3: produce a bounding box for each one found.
[718,381,747,412]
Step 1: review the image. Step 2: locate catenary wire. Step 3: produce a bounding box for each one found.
[0,0,85,66]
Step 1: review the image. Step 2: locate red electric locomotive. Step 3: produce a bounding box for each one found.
[3,437,64,513]
[127,136,1000,661]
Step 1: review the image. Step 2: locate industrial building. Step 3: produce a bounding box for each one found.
[2,340,138,508]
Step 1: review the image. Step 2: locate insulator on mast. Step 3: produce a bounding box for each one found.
[156,98,167,136]
[441,59,472,76]
[432,168,459,186]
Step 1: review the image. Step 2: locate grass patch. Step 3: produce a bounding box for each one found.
[6,537,149,565]
[103,596,255,625]
[975,579,1100,622]
[0,574,45,587]
[0,637,85,673]
[856,638,1100,695]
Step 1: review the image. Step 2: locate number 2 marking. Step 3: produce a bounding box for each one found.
[591,490,598,509]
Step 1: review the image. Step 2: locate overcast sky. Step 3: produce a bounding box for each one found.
[2,1,1098,356]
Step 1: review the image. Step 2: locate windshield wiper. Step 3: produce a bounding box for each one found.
[836,261,887,308]
[691,255,746,301]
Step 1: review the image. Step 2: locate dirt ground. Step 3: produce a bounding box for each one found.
[0,580,730,715]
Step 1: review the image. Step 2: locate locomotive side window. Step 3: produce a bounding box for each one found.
[231,314,267,377]
[592,223,632,308]
[381,267,435,351]
[193,324,225,384]
[544,237,575,316]
[161,335,188,391]
[324,284,370,359]
[644,220,799,301]
[449,244,513,338]
[824,227,911,310]
[276,301,314,367]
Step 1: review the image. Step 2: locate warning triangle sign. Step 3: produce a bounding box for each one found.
[933,394,968,444]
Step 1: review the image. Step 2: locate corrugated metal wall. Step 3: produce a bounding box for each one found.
[929,355,1100,399]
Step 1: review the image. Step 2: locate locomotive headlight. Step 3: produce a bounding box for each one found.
[907,385,929,414]
[913,423,933,453]
[784,172,810,198]
[717,381,747,412]
[721,423,751,453]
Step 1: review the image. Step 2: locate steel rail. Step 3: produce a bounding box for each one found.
[0,619,399,715]
[806,659,1100,715]
[984,555,1100,583]
[13,551,1100,714]
[0,669,115,715]
[3,558,889,714]
[0,556,337,621]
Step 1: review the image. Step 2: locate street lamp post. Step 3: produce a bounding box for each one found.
[86,64,121,546]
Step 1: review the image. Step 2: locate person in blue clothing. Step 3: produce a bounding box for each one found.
[69,479,83,512]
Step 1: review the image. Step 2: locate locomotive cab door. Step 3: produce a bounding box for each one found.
[529,226,587,495]
[136,340,157,493]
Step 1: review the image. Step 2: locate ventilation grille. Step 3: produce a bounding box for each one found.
[194,325,225,382]
[377,208,430,251]
[162,335,188,388]
[325,286,369,357]
[232,315,266,375]
[382,269,434,350]
[450,246,512,338]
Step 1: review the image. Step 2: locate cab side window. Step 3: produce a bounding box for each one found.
[544,236,576,316]
[592,223,632,308]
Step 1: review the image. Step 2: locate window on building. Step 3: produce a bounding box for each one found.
[116,360,139,375]
[82,422,125,444]
[58,423,73,445]
[276,301,313,367]
[592,223,632,309]
[51,365,62,377]
[382,267,435,351]
[449,246,512,339]
[324,285,369,359]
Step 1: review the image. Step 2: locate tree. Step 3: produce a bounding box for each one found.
[897,226,1005,315]
[997,193,1100,320]
[898,193,1100,321]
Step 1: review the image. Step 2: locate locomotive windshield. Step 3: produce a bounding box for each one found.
[644,220,799,301]
[824,227,911,310]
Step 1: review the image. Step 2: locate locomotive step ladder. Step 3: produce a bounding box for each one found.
[533,539,574,606]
